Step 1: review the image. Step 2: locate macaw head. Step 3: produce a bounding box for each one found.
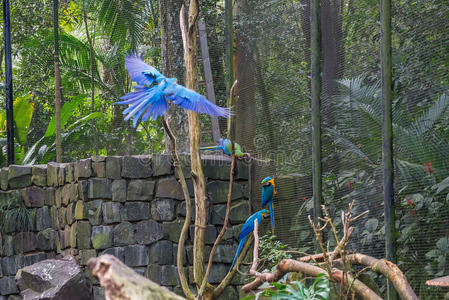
[261,176,277,194]
[260,209,270,220]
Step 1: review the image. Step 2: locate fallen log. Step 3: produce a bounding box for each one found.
[88,255,186,300]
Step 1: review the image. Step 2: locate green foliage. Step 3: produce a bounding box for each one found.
[259,234,292,271]
[0,195,31,233]
[242,274,330,300]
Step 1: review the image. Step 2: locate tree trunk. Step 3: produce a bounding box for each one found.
[88,255,186,300]
[160,0,189,153]
[53,0,62,163]
[181,0,207,288]
[234,0,256,154]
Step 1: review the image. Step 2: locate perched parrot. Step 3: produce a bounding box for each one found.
[117,53,232,127]
[261,176,276,230]
[200,138,248,158]
[229,209,270,272]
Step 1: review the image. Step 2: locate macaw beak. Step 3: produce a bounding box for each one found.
[262,212,270,219]
[262,182,270,187]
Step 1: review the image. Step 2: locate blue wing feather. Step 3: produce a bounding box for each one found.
[125,52,164,86]
[165,83,232,118]
[229,236,246,272]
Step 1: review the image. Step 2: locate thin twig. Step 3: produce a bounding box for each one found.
[162,116,194,300]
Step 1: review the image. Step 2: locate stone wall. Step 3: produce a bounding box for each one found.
[0,155,251,299]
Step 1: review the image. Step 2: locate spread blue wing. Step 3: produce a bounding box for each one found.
[117,85,169,127]
[125,52,164,86]
[166,83,232,118]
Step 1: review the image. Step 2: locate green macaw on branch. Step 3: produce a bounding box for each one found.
[200,138,250,159]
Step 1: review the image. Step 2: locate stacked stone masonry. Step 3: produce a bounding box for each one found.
[0,155,250,300]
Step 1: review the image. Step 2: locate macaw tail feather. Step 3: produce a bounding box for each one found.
[269,201,274,231]
[229,236,246,272]
[200,145,223,151]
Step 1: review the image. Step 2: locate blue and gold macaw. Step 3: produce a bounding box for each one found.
[229,209,270,272]
[200,138,248,158]
[261,176,276,231]
[117,53,231,127]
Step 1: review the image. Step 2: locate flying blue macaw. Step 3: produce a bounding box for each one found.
[117,53,232,127]
[261,176,276,231]
[200,138,248,159]
[229,209,270,272]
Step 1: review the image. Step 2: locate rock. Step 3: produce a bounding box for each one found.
[202,156,231,180]
[88,178,112,199]
[58,164,67,185]
[36,206,51,231]
[123,245,149,267]
[233,224,244,240]
[147,264,162,284]
[163,220,184,243]
[152,154,173,176]
[206,181,243,204]
[57,207,66,229]
[161,265,179,286]
[155,178,183,200]
[86,200,103,225]
[23,253,47,268]
[61,226,71,250]
[121,155,153,178]
[207,264,227,284]
[79,249,96,266]
[21,187,47,207]
[121,202,150,221]
[47,162,60,187]
[211,204,226,225]
[127,180,155,201]
[101,202,120,224]
[78,180,88,201]
[92,286,105,300]
[75,158,92,179]
[113,222,136,246]
[71,221,91,249]
[105,156,122,179]
[101,247,124,262]
[13,232,36,253]
[74,201,88,220]
[2,235,13,256]
[1,255,23,276]
[91,226,113,250]
[149,240,173,265]
[8,165,32,188]
[92,155,106,163]
[66,203,75,225]
[92,162,105,178]
[151,198,175,221]
[16,256,92,300]
[217,286,238,300]
[135,220,163,245]
[0,277,18,295]
[189,225,217,245]
[0,167,8,190]
[111,180,126,202]
[65,163,74,183]
[36,228,59,251]
[31,165,47,187]
[213,245,236,263]
[229,201,250,224]
[236,159,250,180]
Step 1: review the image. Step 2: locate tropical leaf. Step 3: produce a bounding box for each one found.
[45,94,86,137]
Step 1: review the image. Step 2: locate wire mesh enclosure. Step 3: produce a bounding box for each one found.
[1,0,449,298]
